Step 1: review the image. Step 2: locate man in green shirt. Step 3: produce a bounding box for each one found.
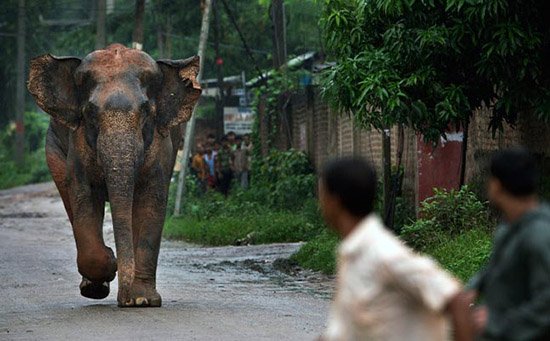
[468,147,550,340]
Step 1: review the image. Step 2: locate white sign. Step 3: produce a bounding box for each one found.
[224,107,254,135]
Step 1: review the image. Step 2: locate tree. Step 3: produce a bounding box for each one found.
[319,0,550,226]
[321,0,550,138]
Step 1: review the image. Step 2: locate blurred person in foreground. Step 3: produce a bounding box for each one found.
[319,157,473,341]
[467,147,550,340]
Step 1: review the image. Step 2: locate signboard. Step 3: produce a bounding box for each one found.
[223,107,254,135]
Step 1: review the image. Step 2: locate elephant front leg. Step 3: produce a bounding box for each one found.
[69,184,116,299]
[125,178,167,307]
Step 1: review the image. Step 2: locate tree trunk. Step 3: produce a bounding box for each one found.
[173,0,212,216]
[95,0,106,49]
[385,125,405,232]
[459,118,469,187]
[132,0,145,50]
[165,16,172,59]
[270,0,287,68]
[15,0,25,167]
[156,25,164,58]
[213,0,225,136]
[382,127,392,228]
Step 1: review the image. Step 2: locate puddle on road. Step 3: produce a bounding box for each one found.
[186,253,334,299]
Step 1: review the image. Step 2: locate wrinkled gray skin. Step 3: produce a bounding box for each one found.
[27,44,201,307]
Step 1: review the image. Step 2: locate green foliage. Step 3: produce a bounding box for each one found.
[164,189,324,245]
[425,228,492,282]
[291,230,339,275]
[320,0,550,140]
[251,69,303,156]
[251,149,316,210]
[0,112,51,189]
[165,149,320,244]
[401,186,492,251]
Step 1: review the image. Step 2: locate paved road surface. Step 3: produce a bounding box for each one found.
[0,183,333,340]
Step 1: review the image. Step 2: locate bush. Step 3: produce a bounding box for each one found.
[0,111,51,189]
[251,149,316,210]
[401,186,491,251]
[291,230,339,275]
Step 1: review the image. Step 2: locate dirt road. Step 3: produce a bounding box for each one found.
[0,183,333,340]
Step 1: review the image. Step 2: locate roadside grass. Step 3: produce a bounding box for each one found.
[290,230,339,275]
[425,227,492,282]
[290,226,492,281]
[164,194,323,246]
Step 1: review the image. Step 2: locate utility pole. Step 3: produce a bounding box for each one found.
[173,0,212,216]
[270,0,287,68]
[132,0,145,50]
[96,0,106,49]
[15,0,25,166]
[213,0,224,135]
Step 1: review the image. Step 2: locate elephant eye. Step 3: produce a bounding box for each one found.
[140,101,151,115]
[83,102,98,116]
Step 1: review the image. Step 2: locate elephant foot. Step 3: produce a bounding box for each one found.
[118,279,162,308]
[80,277,110,300]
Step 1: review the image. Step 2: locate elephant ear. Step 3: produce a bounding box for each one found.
[27,54,82,130]
[156,56,202,137]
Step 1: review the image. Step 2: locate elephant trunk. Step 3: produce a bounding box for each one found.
[97,127,143,302]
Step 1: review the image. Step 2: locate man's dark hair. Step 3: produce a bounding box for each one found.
[490,147,539,197]
[321,157,377,217]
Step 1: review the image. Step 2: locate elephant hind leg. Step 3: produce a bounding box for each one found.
[46,146,74,224]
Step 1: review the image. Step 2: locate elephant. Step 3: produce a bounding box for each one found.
[27,44,201,307]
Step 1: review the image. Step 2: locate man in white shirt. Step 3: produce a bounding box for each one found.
[319,157,474,341]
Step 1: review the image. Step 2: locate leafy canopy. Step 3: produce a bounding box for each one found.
[320,0,550,141]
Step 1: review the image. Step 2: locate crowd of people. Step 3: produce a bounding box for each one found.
[190,131,252,196]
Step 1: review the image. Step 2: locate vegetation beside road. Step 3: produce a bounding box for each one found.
[165,149,495,282]
[0,111,51,190]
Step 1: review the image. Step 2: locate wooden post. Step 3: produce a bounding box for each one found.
[15,0,26,166]
[173,0,212,216]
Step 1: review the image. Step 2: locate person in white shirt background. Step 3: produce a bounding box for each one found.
[318,157,474,341]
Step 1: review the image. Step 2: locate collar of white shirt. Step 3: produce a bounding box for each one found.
[339,213,385,258]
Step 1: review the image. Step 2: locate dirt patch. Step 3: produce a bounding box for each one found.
[0,212,48,219]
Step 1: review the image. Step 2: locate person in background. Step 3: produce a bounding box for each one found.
[206,133,216,147]
[242,133,253,183]
[227,131,238,151]
[467,147,550,340]
[232,138,249,189]
[191,144,207,194]
[203,146,216,190]
[213,140,221,158]
[319,157,473,341]
[216,137,234,196]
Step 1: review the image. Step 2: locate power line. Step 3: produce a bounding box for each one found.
[219,0,266,84]
[163,31,270,55]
